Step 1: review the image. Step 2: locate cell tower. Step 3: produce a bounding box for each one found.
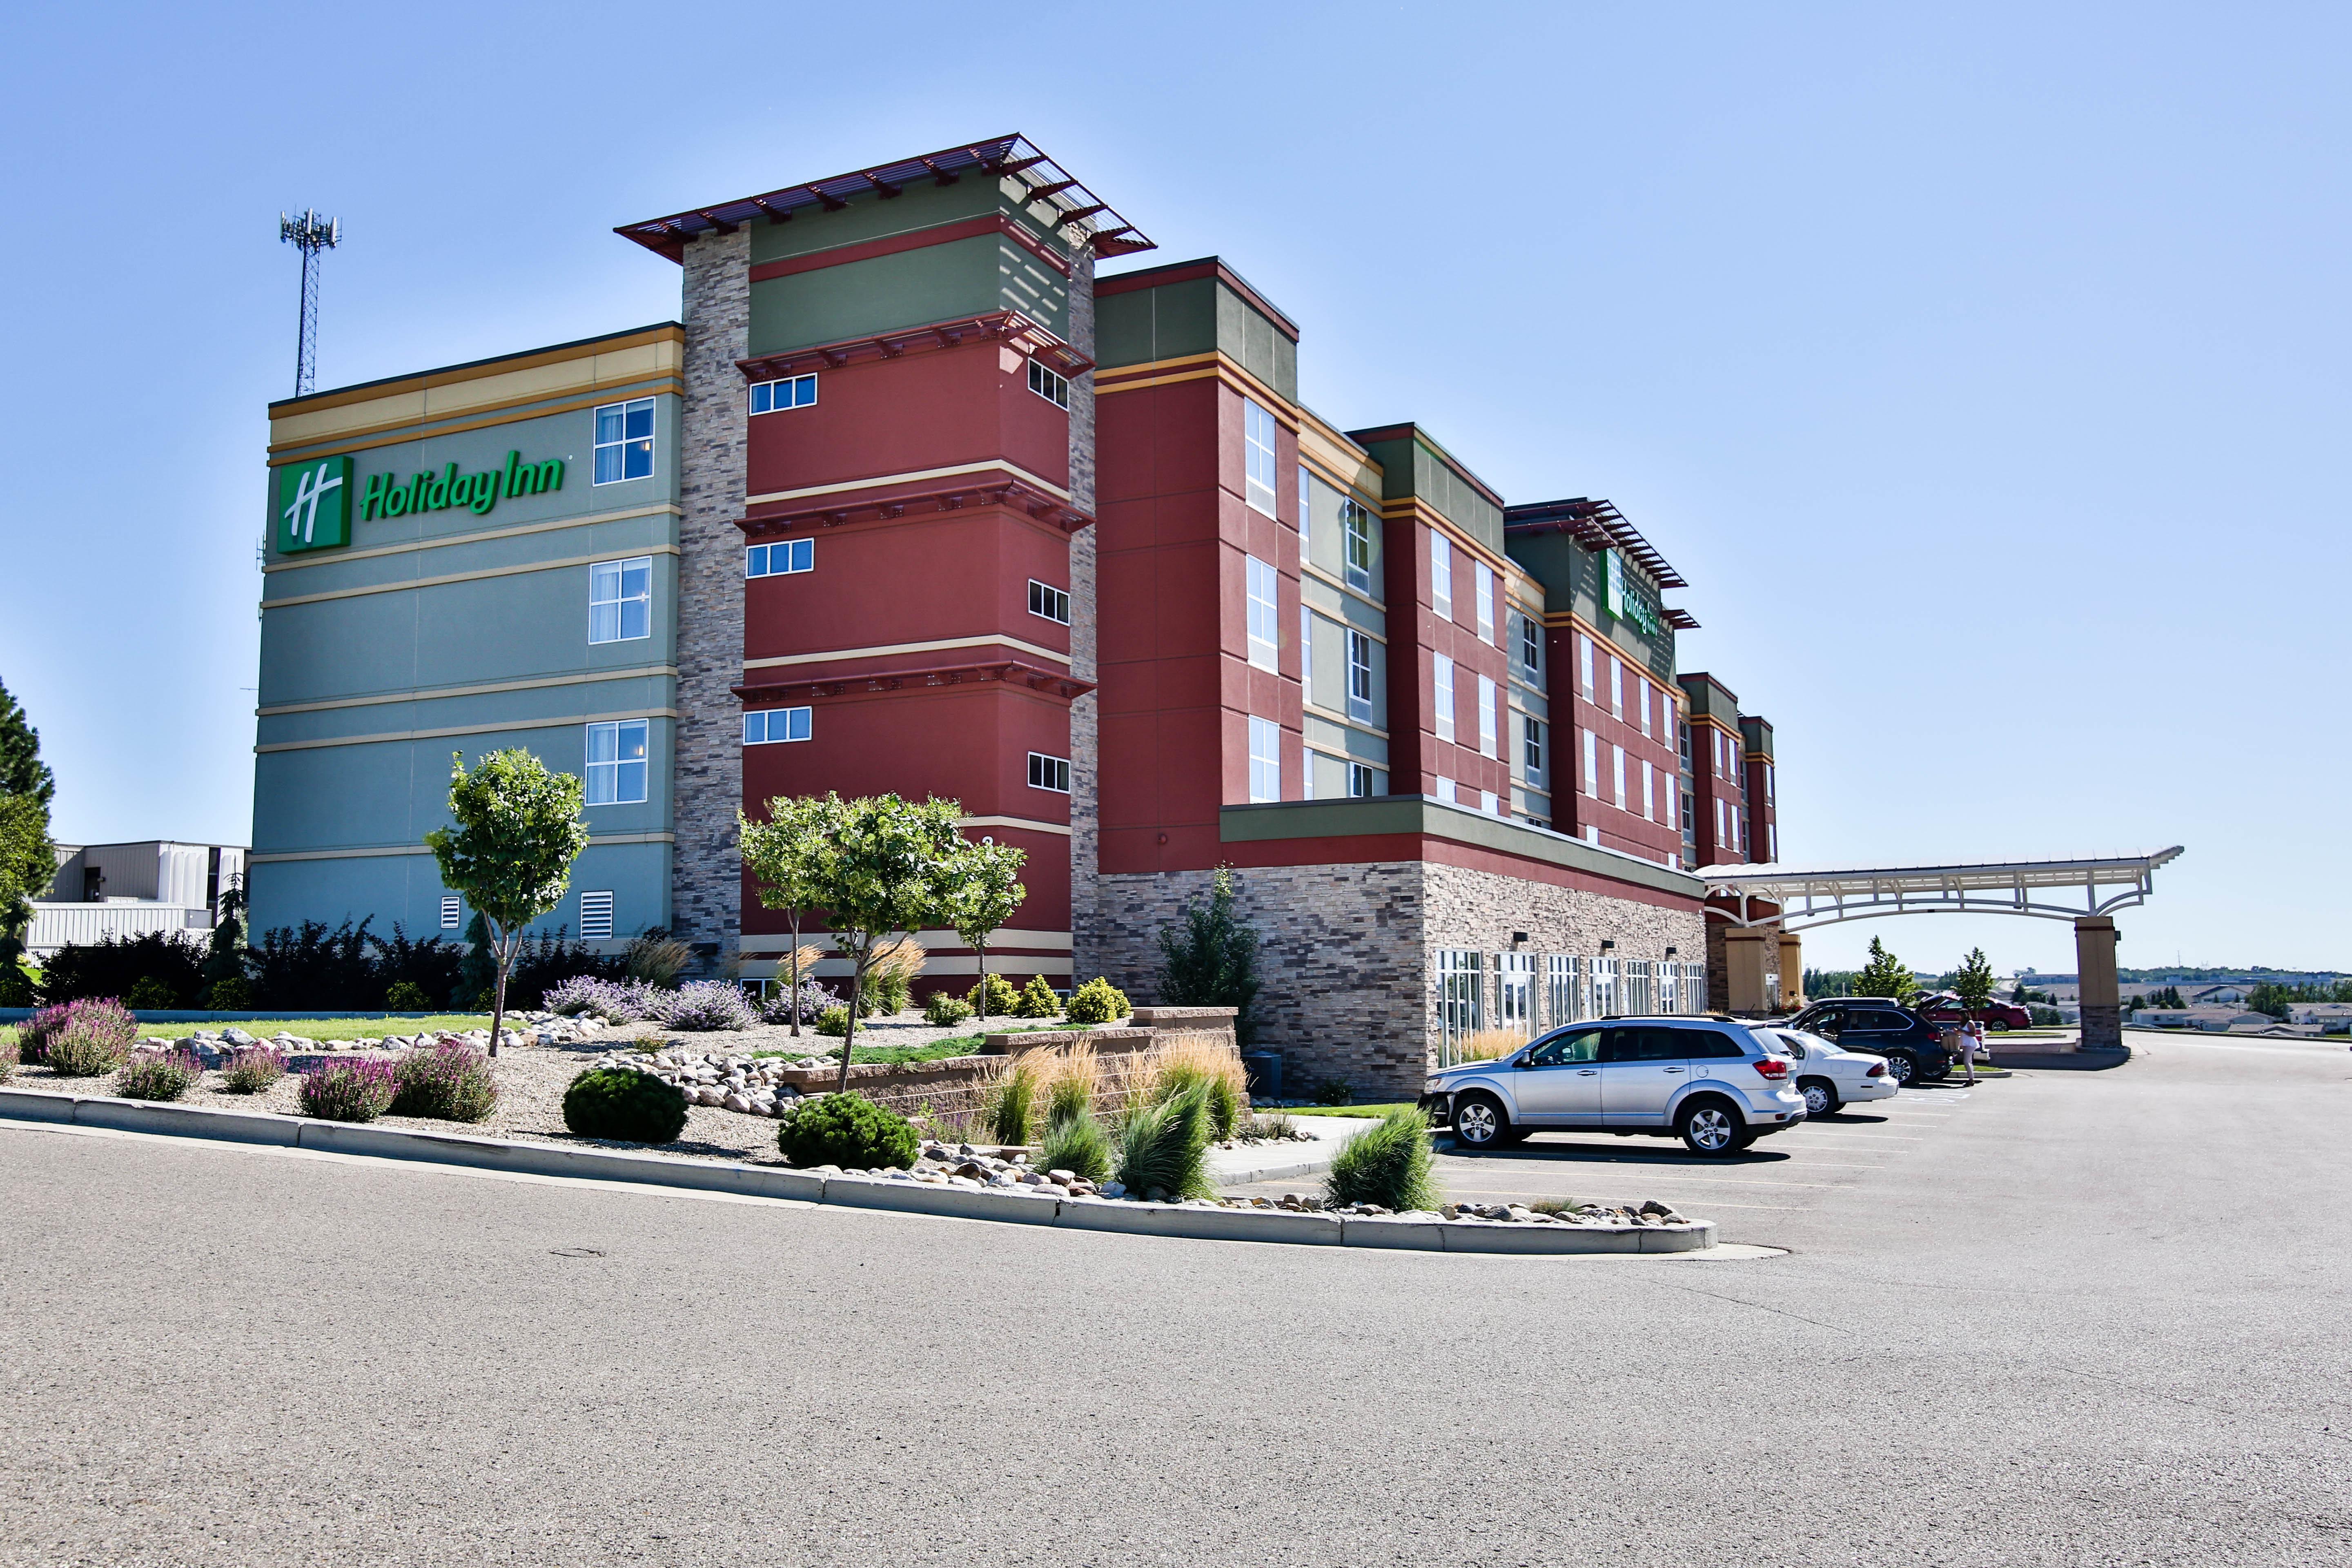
[279,208,342,397]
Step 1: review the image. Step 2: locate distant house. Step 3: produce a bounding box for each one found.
[27,841,247,958]
[2186,984,2249,1005]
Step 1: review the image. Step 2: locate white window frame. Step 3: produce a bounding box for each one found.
[1523,715,1544,786]
[585,718,649,806]
[1478,674,1498,758]
[1582,728,1599,798]
[1474,560,1495,642]
[1430,532,1453,619]
[588,556,652,645]
[1436,949,1484,1062]
[1247,716,1281,803]
[1639,681,1653,738]
[1480,789,1500,817]
[1027,579,1071,625]
[1591,955,1619,1019]
[1028,752,1072,793]
[746,538,813,578]
[1342,499,1375,594]
[1027,359,1069,410]
[1433,654,1456,743]
[748,374,817,415]
[1642,759,1655,821]
[1610,655,1624,719]
[592,397,655,486]
[1766,762,1776,802]
[1579,633,1595,697]
[1436,775,1456,804]
[1345,628,1374,724]
[1243,399,1279,518]
[1300,604,1314,689]
[1612,744,1627,810]
[743,707,812,746]
[579,890,615,941]
[1498,951,1535,1029]
[1520,614,1542,686]
[1245,555,1279,670]
[1347,761,1375,798]
[1547,953,1585,1025]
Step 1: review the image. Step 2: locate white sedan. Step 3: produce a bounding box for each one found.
[1764,1027,1899,1116]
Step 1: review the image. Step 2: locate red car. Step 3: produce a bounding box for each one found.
[1913,992,2032,1031]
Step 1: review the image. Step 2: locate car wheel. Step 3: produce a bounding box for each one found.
[1799,1077,1840,1117]
[1451,1092,1510,1151]
[1917,1054,1952,1082]
[1677,1098,1746,1157]
[1883,1051,1918,1086]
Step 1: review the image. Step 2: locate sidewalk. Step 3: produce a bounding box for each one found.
[1208,1115,1378,1186]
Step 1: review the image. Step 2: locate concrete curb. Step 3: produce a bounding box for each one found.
[0,1088,1716,1255]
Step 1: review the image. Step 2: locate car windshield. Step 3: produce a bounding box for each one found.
[1781,1029,1833,1055]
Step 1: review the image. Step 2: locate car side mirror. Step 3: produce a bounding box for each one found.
[1514,1055,1533,1069]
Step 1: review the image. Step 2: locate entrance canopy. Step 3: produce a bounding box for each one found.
[1700,848,2184,932]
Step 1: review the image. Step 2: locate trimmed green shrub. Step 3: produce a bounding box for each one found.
[981,1055,1046,1144]
[390,1039,499,1123]
[1114,1082,1214,1202]
[125,976,176,1011]
[1063,977,1130,1027]
[923,991,973,1028]
[41,999,136,1076]
[777,1092,918,1170]
[1037,1109,1111,1185]
[221,1046,288,1094]
[1312,1075,1354,1106]
[298,1059,398,1122]
[384,980,432,1011]
[814,1004,851,1038]
[966,972,1021,1017]
[205,976,252,1011]
[0,964,34,1008]
[1325,1108,1439,1212]
[118,1049,203,1102]
[1015,975,1061,1019]
[562,1067,688,1143]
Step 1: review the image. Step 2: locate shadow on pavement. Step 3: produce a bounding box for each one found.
[1440,1136,1797,1168]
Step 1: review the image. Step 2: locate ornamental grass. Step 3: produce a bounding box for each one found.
[1325,1107,1440,1213]
[1141,1035,1245,1139]
[1112,1082,1215,1202]
[1455,1028,1530,1062]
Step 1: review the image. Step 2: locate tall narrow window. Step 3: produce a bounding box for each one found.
[586,719,649,806]
[1430,532,1453,619]
[1612,744,1627,810]
[1523,716,1544,784]
[588,557,651,644]
[1579,633,1595,697]
[1433,654,1456,742]
[1639,682,1653,738]
[592,398,655,484]
[1478,674,1497,758]
[1245,556,1278,670]
[1247,716,1281,802]
[1474,560,1494,642]
[1520,615,1542,686]
[1347,761,1375,798]
[1582,728,1599,798]
[1435,775,1456,804]
[1766,762,1776,802]
[1662,783,1675,832]
[1243,399,1279,517]
[1342,500,1374,594]
[1769,822,1778,860]
[1610,656,1624,719]
[1300,605,1316,691]
[1642,760,1655,820]
[1345,629,1374,724]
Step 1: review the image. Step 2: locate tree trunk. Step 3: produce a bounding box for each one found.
[976,940,988,1025]
[834,950,867,1095]
[786,913,803,1036]
[488,930,514,1058]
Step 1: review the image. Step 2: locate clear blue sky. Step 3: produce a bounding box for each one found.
[6,2,2344,976]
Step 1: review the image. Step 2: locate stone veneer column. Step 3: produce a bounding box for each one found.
[669,228,751,964]
[1066,249,1102,976]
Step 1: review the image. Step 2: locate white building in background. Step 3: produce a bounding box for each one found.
[26,841,246,958]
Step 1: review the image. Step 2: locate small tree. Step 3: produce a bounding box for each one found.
[800,793,967,1093]
[1951,946,1997,1012]
[1154,864,1262,1043]
[199,875,248,993]
[423,749,590,1056]
[0,791,57,948]
[949,838,1027,1027]
[1853,936,1918,1004]
[739,795,842,1036]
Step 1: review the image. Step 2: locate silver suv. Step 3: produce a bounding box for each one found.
[1420,1017,1808,1157]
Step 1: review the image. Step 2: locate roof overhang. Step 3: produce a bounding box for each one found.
[615,135,1156,264]
[1700,848,2185,931]
[1503,497,1688,590]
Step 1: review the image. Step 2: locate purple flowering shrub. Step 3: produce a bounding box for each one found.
[389,1038,499,1123]
[297,1058,398,1122]
[36,999,137,1076]
[221,1046,290,1094]
[757,978,837,1028]
[117,1048,205,1102]
[543,975,655,1024]
[645,980,758,1032]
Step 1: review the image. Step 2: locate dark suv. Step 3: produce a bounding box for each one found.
[1782,998,1953,1085]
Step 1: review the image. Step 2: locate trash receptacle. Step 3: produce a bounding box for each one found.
[1240,1051,1282,1100]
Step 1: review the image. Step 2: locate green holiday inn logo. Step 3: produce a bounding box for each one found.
[277,454,352,553]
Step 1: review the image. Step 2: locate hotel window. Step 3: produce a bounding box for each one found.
[579,891,615,941]
[1480,789,1499,816]
[1519,615,1542,686]
[1766,762,1776,802]
[1612,744,1627,809]
[748,374,817,414]
[1300,605,1313,688]
[1027,359,1069,409]
[1642,759,1655,820]
[1474,560,1495,642]
[588,557,652,644]
[1578,633,1595,697]
[1028,752,1072,793]
[1582,728,1599,797]
[1663,704,1677,751]
[439,895,461,930]
[1430,532,1453,619]
[585,719,649,806]
[1639,682,1653,738]
[1243,398,1279,517]
[1028,579,1071,625]
[1245,556,1279,670]
[1433,654,1456,742]
[1769,822,1778,860]
[1523,715,1545,785]
[1477,675,1497,758]
[592,398,655,484]
[1247,716,1281,803]
[746,539,813,579]
[1342,500,1375,594]
[1609,655,1624,718]
[1345,628,1374,724]
[742,706,812,745]
[1347,761,1375,798]
[1662,782,1676,831]
[1717,797,1728,843]
[1435,775,1456,804]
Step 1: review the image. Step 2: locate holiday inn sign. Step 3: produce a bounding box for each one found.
[275,450,566,554]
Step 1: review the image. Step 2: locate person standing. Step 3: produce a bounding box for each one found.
[1957,1017,1983,1085]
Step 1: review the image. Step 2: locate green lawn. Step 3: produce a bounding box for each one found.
[131,1015,496,1042]
[1285,1103,1415,1118]
[753,1022,1069,1067]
